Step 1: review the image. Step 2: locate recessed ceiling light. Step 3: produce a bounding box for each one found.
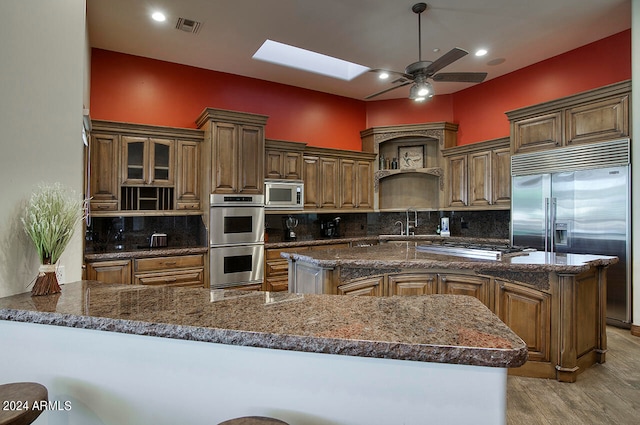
[475,49,488,57]
[378,72,390,80]
[151,11,166,22]
[253,39,369,81]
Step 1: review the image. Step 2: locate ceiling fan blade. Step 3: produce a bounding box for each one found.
[365,81,412,100]
[424,48,468,75]
[432,72,488,83]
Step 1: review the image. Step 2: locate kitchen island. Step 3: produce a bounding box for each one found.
[0,281,525,425]
[283,241,618,382]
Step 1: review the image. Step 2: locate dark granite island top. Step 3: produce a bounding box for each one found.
[0,281,526,368]
[282,241,617,383]
[0,281,522,424]
[280,241,618,273]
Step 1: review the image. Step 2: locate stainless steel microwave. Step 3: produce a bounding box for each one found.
[264,179,304,210]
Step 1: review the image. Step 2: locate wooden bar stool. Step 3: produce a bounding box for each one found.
[0,382,48,425]
[218,416,289,425]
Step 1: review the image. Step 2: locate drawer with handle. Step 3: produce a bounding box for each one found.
[134,254,204,272]
[134,269,204,287]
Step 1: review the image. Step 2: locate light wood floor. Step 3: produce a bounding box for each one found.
[507,326,640,424]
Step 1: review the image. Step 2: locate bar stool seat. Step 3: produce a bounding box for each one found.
[218,416,289,425]
[0,382,48,425]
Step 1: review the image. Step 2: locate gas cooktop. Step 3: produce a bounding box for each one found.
[416,242,534,260]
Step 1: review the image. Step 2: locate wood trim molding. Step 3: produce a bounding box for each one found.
[303,146,377,160]
[441,137,510,157]
[91,120,204,141]
[630,324,640,338]
[195,107,269,128]
[265,139,308,152]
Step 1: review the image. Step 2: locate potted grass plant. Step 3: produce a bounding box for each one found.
[22,183,87,296]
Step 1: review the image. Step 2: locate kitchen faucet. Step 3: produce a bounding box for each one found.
[405,207,418,236]
[406,207,418,236]
[394,220,404,236]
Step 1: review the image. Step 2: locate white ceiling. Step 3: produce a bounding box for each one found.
[87,0,631,101]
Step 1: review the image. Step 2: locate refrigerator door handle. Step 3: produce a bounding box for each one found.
[544,198,550,252]
[549,197,557,253]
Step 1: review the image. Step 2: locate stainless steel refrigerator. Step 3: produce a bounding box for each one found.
[511,139,631,327]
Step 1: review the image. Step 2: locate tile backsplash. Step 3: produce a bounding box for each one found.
[266,210,510,243]
[85,215,207,253]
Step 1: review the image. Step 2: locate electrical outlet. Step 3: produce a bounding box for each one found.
[56,265,65,284]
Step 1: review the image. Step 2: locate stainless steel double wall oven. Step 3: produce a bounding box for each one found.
[209,194,264,289]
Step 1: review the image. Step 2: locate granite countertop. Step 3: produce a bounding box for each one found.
[0,281,527,368]
[84,246,209,261]
[265,235,510,249]
[281,241,618,273]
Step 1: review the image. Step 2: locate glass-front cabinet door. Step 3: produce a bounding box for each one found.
[149,138,174,185]
[122,136,147,185]
[121,136,174,185]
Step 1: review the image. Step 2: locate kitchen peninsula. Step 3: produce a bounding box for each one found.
[284,241,618,382]
[0,282,525,425]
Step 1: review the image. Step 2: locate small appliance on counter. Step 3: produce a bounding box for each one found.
[320,217,341,238]
[440,217,450,237]
[149,232,167,248]
[284,215,299,241]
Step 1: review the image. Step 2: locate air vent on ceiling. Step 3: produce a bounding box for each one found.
[176,18,202,34]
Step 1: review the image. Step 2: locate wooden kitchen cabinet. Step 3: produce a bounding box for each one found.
[508,80,630,154]
[133,254,205,287]
[85,259,132,284]
[320,157,339,208]
[337,276,384,296]
[89,120,204,215]
[491,147,512,206]
[438,273,492,309]
[196,108,269,195]
[565,94,629,146]
[89,133,120,212]
[340,159,374,209]
[511,112,562,154]
[495,279,551,363]
[387,273,437,296]
[121,136,174,186]
[442,138,510,209]
[176,140,201,210]
[302,155,321,209]
[445,154,468,208]
[265,139,306,180]
[302,147,375,211]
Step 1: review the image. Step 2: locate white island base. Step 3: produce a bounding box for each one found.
[1,320,508,425]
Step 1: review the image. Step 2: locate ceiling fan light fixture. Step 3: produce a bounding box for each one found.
[378,72,390,80]
[409,81,433,101]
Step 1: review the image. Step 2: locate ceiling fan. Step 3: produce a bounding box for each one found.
[365,3,487,101]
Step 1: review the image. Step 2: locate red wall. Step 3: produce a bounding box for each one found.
[452,30,631,145]
[90,29,630,150]
[90,49,367,150]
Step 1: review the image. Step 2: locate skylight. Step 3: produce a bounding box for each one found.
[253,40,369,81]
